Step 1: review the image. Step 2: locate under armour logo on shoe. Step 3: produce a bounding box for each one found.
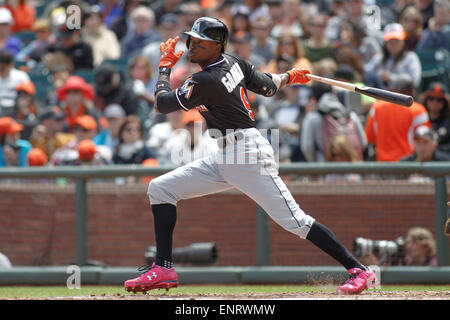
[147,272,157,281]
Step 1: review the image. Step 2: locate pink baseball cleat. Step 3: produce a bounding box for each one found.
[124,263,178,293]
[336,267,377,295]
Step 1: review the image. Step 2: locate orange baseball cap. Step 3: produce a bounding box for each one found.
[142,158,159,167]
[16,80,36,95]
[78,139,97,161]
[383,23,407,42]
[74,115,97,131]
[182,109,203,124]
[27,148,48,166]
[57,76,95,101]
[425,82,448,99]
[0,117,24,135]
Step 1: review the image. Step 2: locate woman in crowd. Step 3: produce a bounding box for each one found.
[334,19,382,81]
[420,82,450,152]
[365,23,422,89]
[113,115,156,165]
[399,6,424,50]
[263,31,312,74]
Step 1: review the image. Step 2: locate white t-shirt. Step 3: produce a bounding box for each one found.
[0,68,30,110]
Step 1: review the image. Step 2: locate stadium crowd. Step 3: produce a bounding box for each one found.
[0,0,449,172]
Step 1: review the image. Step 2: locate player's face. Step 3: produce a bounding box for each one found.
[187,37,221,64]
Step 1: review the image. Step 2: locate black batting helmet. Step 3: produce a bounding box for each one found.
[184,17,229,53]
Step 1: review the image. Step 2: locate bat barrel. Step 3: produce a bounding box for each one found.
[355,86,414,107]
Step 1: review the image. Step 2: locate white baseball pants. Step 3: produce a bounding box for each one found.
[148,128,315,239]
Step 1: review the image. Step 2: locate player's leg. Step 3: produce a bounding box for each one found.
[125,156,232,293]
[218,129,375,294]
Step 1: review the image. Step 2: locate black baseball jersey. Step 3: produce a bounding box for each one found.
[156,53,278,135]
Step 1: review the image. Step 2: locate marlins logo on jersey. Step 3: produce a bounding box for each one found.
[178,77,196,99]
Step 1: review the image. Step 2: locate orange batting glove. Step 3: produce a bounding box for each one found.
[159,36,184,69]
[286,68,311,85]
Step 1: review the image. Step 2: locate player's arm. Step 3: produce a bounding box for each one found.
[154,37,184,114]
[244,63,310,97]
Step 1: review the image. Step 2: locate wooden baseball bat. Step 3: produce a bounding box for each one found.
[305,74,414,107]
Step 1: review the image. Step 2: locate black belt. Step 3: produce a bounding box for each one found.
[217,130,245,148]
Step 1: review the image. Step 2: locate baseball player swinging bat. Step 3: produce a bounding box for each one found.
[124,16,378,296]
[305,74,414,107]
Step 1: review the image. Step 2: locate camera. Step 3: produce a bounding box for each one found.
[353,237,405,265]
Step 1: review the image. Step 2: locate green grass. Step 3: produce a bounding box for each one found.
[0,285,448,298]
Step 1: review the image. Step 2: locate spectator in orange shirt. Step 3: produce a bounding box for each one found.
[3,0,35,33]
[365,74,431,161]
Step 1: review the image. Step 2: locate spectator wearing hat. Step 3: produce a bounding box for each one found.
[94,64,141,116]
[48,25,94,71]
[113,115,156,165]
[2,0,36,33]
[50,114,111,166]
[157,110,217,166]
[0,116,31,166]
[11,80,39,139]
[301,92,367,162]
[0,50,29,114]
[93,103,126,151]
[365,74,431,161]
[401,125,450,162]
[0,7,22,56]
[230,31,266,71]
[82,5,121,67]
[56,75,101,133]
[77,139,109,166]
[27,147,48,166]
[29,106,75,159]
[416,0,450,51]
[419,82,450,152]
[365,23,422,90]
[120,6,161,58]
[15,18,57,63]
[142,13,185,76]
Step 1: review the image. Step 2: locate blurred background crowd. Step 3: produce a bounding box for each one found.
[0,0,449,172]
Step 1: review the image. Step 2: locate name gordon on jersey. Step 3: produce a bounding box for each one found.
[221,63,244,93]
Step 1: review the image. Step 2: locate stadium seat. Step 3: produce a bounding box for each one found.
[12,31,36,46]
[35,2,48,19]
[29,73,52,103]
[100,57,130,74]
[416,49,450,94]
[73,69,95,85]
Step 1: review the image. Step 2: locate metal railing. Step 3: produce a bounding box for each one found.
[0,162,449,267]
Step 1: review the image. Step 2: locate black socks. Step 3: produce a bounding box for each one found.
[151,203,177,269]
[151,205,364,271]
[306,221,366,271]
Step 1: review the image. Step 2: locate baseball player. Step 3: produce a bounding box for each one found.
[124,17,376,295]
